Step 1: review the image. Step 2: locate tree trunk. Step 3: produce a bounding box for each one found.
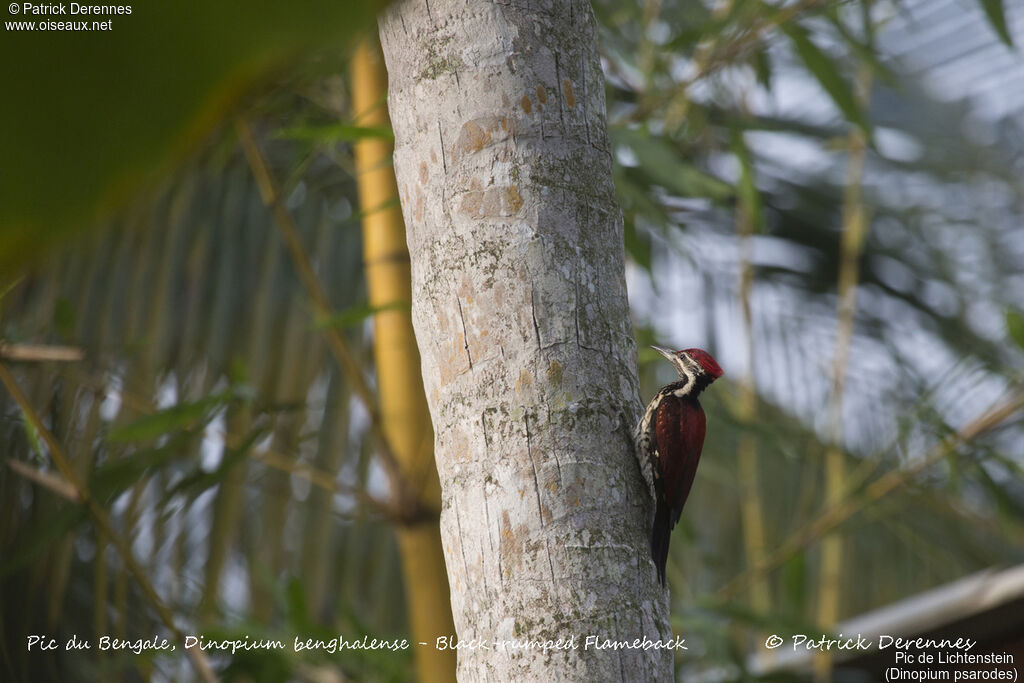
[378,2,672,680]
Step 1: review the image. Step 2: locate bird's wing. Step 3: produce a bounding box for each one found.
[655,397,706,526]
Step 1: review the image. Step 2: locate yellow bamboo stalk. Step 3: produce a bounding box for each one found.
[350,36,456,683]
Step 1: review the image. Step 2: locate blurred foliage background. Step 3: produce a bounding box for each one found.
[1,0,1023,681]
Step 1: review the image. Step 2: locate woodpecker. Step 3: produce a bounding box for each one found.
[634,346,723,585]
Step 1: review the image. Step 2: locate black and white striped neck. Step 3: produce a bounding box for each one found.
[660,373,713,401]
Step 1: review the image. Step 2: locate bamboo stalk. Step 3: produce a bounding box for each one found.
[253,300,313,621]
[350,36,456,683]
[814,58,873,683]
[0,343,84,362]
[733,121,771,618]
[201,166,272,619]
[6,459,80,501]
[737,253,770,617]
[302,374,352,614]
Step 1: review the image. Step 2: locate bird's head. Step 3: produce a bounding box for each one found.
[651,346,723,396]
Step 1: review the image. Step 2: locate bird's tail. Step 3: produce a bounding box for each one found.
[650,501,671,586]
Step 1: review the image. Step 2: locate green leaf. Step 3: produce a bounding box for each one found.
[623,218,653,272]
[0,276,22,304]
[781,22,870,137]
[21,417,45,462]
[203,624,293,683]
[731,131,765,233]
[781,550,807,612]
[823,9,900,87]
[53,297,76,341]
[1007,309,1024,349]
[314,301,410,331]
[969,454,1024,519]
[276,123,394,143]
[615,165,673,230]
[90,440,184,500]
[0,505,87,577]
[229,356,250,386]
[107,391,232,443]
[610,127,734,201]
[285,577,317,634]
[978,0,1014,47]
[751,45,773,90]
[692,599,823,637]
[160,424,266,502]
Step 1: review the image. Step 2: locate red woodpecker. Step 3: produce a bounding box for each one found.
[634,346,723,585]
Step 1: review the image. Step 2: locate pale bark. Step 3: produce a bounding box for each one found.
[379,1,672,680]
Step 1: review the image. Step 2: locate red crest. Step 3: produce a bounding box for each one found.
[681,348,723,379]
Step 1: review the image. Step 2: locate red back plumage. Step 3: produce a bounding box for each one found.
[654,395,707,521]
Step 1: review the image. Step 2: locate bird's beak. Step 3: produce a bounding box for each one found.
[651,345,676,362]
